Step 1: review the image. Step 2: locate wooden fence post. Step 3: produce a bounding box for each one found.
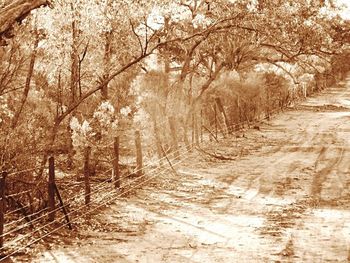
[113,137,120,189]
[168,116,180,159]
[135,130,143,176]
[48,156,55,222]
[54,184,72,230]
[84,146,91,205]
[0,172,6,249]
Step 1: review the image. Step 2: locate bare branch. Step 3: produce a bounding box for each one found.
[130,19,144,55]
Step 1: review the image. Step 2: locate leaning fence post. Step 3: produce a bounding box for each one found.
[84,146,91,205]
[0,172,7,249]
[48,156,55,222]
[113,136,120,189]
[135,130,143,176]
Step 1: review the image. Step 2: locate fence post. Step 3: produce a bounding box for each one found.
[135,130,143,176]
[48,156,55,222]
[0,172,6,249]
[84,146,91,205]
[113,136,120,189]
[168,116,180,159]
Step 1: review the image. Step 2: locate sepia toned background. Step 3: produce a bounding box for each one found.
[0,0,349,262]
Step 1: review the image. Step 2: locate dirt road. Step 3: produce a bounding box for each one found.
[30,79,350,262]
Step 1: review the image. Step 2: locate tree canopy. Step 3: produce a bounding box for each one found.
[0,0,349,176]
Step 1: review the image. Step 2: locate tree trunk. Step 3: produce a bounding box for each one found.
[70,15,79,104]
[180,116,190,150]
[0,0,50,41]
[11,30,39,128]
[67,6,79,170]
[215,97,231,134]
[135,130,143,177]
[168,116,180,159]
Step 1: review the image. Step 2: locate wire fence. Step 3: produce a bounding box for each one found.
[0,98,295,261]
[0,142,196,261]
[1,142,195,240]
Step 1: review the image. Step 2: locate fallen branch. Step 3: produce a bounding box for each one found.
[195,146,236,161]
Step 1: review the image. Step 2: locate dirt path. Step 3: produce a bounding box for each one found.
[28,78,350,262]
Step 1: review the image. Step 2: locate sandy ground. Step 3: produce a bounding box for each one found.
[16,78,350,262]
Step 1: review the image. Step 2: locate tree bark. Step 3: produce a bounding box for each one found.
[0,0,50,41]
[70,5,79,104]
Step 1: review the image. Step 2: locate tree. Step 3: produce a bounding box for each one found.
[0,0,349,184]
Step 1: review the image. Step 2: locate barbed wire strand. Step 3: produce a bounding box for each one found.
[5,208,48,229]
[5,190,32,199]
[5,203,32,217]
[7,167,41,177]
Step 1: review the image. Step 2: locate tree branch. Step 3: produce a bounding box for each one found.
[0,0,52,40]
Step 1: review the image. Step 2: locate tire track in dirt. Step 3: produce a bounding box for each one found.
[311,144,345,199]
[258,84,350,262]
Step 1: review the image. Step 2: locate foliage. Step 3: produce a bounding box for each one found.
[0,0,349,179]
